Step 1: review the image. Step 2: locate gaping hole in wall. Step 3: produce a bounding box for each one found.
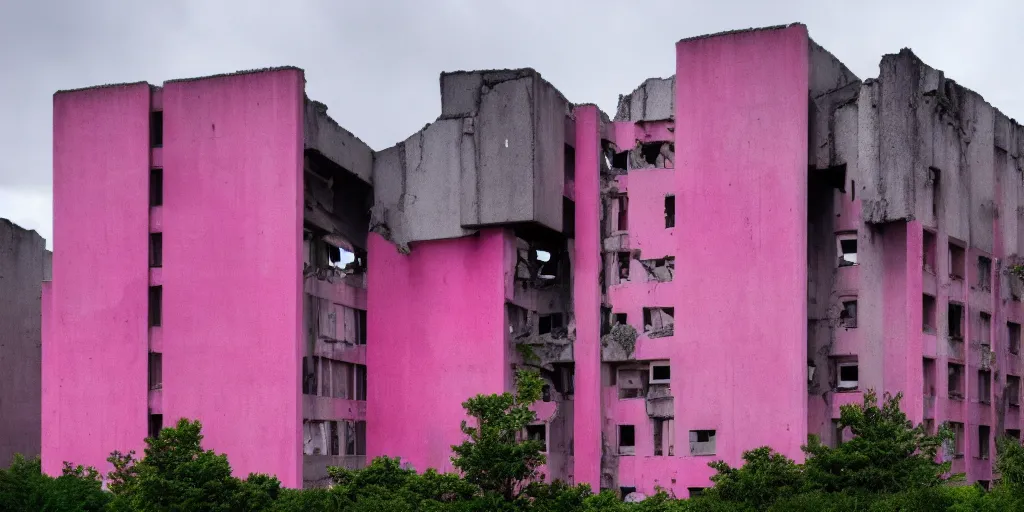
[923,358,936,396]
[637,142,674,168]
[612,150,630,171]
[688,488,706,499]
[1010,322,1021,355]
[689,430,716,456]
[150,111,163,148]
[978,256,992,291]
[664,196,675,228]
[149,233,162,268]
[837,233,858,266]
[948,363,965,400]
[303,150,371,285]
[526,424,547,452]
[948,303,964,340]
[834,358,858,391]
[1009,375,1021,407]
[1009,429,1022,440]
[923,230,937,273]
[150,169,163,207]
[148,352,162,390]
[539,313,564,335]
[979,425,991,459]
[303,420,345,456]
[614,313,628,326]
[148,414,163,439]
[617,252,631,282]
[949,243,966,280]
[615,194,628,231]
[840,299,857,328]
[618,425,635,455]
[554,363,575,396]
[345,421,366,456]
[652,418,673,456]
[640,257,674,282]
[620,487,637,500]
[642,307,674,338]
[923,295,937,333]
[148,286,162,327]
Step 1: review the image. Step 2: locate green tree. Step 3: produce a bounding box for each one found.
[702,446,805,510]
[450,369,546,501]
[802,390,952,495]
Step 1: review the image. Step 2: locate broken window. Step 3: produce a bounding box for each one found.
[837,233,858,266]
[639,142,674,167]
[526,424,547,452]
[344,420,366,456]
[150,168,163,207]
[664,195,675,228]
[840,300,857,328]
[613,313,628,326]
[948,303,964,340]
[923,358,936,397]
[949,363,965,400]
[618,425,635,455]
[1008,429,1021,441]
[978,256,992,290]
[354,364,367,401]
[150,111,163,148]
[923,295,937,333]
[539,313,564,335]
[687,488,706,498]
[1011,322,1021,355]
[649,361,671,385]
[614,195,628,231]
[923,230,937,273]
[149,233,163,268]
[148,352,162,390]
[836,360,858,391]
[979,425,991,459]
[689,430,716,456]
[640,257,675,283]
[652,418,673,456]
[1009,375,1021,407]
[617,367,648,399]
[556,364,574,396]
[978,370,992,404]
[148,414,163,439]
[148,286,162,327]
[620,487,637,500]
[948,421,965,458]
[612,150,629,171]
[304,420,330,456]
[329,421,340,456]
[949,243,965,279]
[642,307,674,338]
[617,252,631,282]
[302,357,317,395]
[980,312,991,347]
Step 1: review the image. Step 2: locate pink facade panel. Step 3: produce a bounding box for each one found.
[366,230,509,474]
[673,26,809,462]
[161,70,304,486]
[46,83,152,474]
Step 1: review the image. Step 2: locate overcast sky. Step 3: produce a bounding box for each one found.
[2,0,1021,249]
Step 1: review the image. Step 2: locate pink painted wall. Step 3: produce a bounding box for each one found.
[161,70,304,486]
[367,229,510,473]
[673,25,809,463]
[572,105,602,488]
[45,83,153,474]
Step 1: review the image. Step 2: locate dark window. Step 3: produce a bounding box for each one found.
[148,414,163,439]
[923,230,937,273]
[612,151,629,170]
[150,111,163,148]
[618,425,635,452]
[148,352,162,390]
[948,303,963,339]
[923,358,936,396]
[614,313,628,325]
[526,424,547,452]
[978,256,992,290]
[539,314,564,335]
[355,364,367,401]
[541,385,551,402]
[949,364,965,399]
[149,286,162,327]
[651,364,671,382]
[949,243,966,279]
[149,233,163,268]
[923,295,937,332]
[664,195,675,228]
[1011,322,1021,355]
[979,425,991,459]
[1007,429,1021,441]
[329,421,340,456]
[652,418,665,456]
[615,195,628,231]
[841,300,857,328]
[839,237,858,266]
[1008,375,1021,406]
[617,252,630,281]
[688,488,706,498]
[978,370,991,404]
[564,144,575,181]
[357,310,367,345]
[620,487,637,500]
[150,169,163,206]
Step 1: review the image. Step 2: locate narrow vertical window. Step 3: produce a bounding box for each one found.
[150,111,163,147]
[664,195,675,228]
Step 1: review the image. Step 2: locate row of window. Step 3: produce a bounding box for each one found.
[303,356,367,400]
[303,419,365,457]
[838,230,993,291]
[615,424,716,457]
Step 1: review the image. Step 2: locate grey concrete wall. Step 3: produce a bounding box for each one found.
[614,76,675,122]
[304,99,374,185]
[0,219,46,465]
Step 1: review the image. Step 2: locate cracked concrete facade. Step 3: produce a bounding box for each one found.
[40,21,1024,496]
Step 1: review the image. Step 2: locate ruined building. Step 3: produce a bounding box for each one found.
[0,218,49,466]
[42,23,1024,492]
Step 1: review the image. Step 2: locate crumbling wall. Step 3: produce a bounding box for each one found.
[304,99,373,185]
[614,77,675,122]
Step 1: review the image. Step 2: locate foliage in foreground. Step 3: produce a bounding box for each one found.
[6,383,1024,510]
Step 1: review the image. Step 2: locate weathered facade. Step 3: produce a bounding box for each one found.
[43,23,1024,493]
[0,218,49,467]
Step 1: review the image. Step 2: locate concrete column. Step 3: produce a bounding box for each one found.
[572,105,602,488]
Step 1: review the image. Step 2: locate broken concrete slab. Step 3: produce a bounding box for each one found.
[304,99,373,185]
[614,77,675,122]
